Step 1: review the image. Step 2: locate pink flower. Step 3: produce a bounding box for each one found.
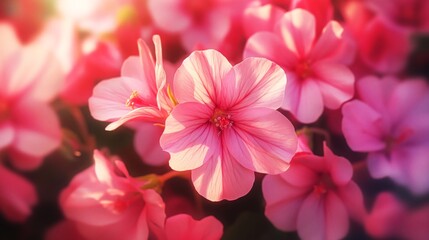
[342,76,429,194]
[160,49,297,201]
[89,35,173,166]
[45,220,86,240]
[0,165,37,223]
[147,0,233,51]
[365,192,429,240]
[60,150,166,240]
[244,9,355,123]
[262,143,366,240]
[0,23,62,170]
[164,214,223,240]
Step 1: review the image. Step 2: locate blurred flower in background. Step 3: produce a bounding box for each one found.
[1,0,429,239]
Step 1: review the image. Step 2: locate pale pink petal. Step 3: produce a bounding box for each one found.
[121,55,157,99]
[89,77,151,122]
[192,151,254,201]
[147,0,191,32]
[356,75,394,113]
[243,4,285,37]
[324,192,349,240]
[275,9,316,57]
[312,61,355,109]
[0,122,14,150]
[134,124,169,167]
[0,24,20,64]
[308,21,344,62]
[93,149,115,185]
[9,42,63,102]
[219,57,287,110]
[342,100,386,151]
[160,102,218,171]
[10,100,61,166]
[165,214,223,240]
[0,166,37,223]
[243,32,298,69]
[296,193,325,239]
[174,50,232,105]
[323,143,353,186]
[225,108,297,174]
[152,35,172,112]
[283,77,324,123]
[105,106,167,131]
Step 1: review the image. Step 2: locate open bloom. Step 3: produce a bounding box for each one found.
[164,214,223,240]
[161,49,297,201]
[89,35,173,166]
[0,23,62,170]
[60,150,166,240]
[244,9,355,123]
[342,76,429,195]
[262,143,366,240]
[0,165,37,223]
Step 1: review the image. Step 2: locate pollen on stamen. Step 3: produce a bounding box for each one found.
[211,109,233,132]
[125,91,145,109]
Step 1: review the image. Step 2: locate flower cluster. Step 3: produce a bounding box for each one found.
[1,0,429,239]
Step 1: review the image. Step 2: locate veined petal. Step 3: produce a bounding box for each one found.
[191,150,254,201]
[219,57,287,110]
[105,106,167,131]
[275,9,316,58]
[342,100,386,151]
[89,77,153,122]
[243,32,297,69]
[160,102,218,171]
[121,56,157,98]
[225,108,297,174]
[174,50,232,106]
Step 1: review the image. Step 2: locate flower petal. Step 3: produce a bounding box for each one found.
[160,102,218,171]
[243,32,297,68]
[134,123,169,167]
[174,50,231,106]
[312,61,354,109]
[191,150,254,201]
[0,122,14,150]
[225,108,297,174]
[105,106,167,131]
[219,57,287,110]
[275,9,315,57]
[342,100,386,151]
[282,77,324,123]
[308,21,344,61]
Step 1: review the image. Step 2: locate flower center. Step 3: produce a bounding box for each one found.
[295,60,312,80]
[125,91,145,109]
[211,109,233,131]
[384,128,414,152]
[313,174,335,195]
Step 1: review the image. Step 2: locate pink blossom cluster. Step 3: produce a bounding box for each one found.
[1,0,429,239]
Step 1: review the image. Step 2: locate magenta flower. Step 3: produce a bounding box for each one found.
[244,9,355,123]
[0,23,62,170]
[164,214,223,240]
[60,150,166,240]
[262,143,366,240]
[160,49,297,201]
[0,165,37,223]
[342,76,429,195]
